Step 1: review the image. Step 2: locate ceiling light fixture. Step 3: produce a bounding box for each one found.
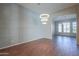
[40,14,50,19]
[40,14,50,24]
[41,21,47,24]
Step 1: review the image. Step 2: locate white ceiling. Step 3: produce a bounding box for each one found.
[18,3,76,15]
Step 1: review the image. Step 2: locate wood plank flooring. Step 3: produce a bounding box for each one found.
[0,36,79,56]
[0,38,56,56]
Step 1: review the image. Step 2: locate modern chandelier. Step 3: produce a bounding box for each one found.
[40,14,50,24]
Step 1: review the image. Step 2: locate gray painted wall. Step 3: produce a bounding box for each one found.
[0,4,52,48]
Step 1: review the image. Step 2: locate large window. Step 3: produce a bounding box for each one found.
[72,22,77,33]
[57,21,76,34]
[58,23,62,32]
[63,22,70,33]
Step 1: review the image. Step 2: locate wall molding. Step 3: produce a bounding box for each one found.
[0,38,39,50]
[0,37,51,50]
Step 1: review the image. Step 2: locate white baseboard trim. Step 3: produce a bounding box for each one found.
[0,37,51,50]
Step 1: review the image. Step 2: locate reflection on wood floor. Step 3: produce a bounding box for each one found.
[53,36,78,56]
[0,36,79,56]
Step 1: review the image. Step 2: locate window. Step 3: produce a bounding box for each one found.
[63,23,67,33]
[57,21,76,34]
[63,22,70,33]
[72,22,77,33]
[58,23,62,32]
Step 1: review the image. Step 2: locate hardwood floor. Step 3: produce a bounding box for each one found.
[0,38,56,56]
[53,36,79,56]
[0,36,79,56]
